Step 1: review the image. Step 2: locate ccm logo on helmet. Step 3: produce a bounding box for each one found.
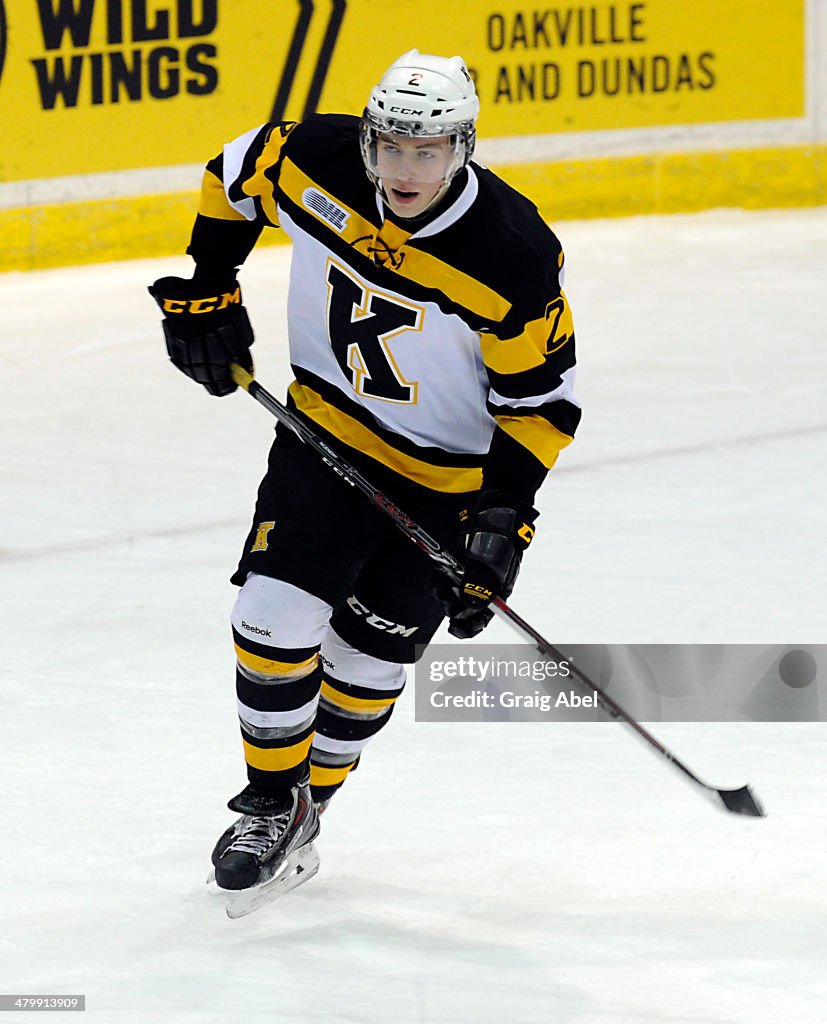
[389,105,423,115]
[346,595,417,636]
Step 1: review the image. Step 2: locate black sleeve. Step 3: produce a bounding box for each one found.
[481,427,549,506]
[188,214,263,276]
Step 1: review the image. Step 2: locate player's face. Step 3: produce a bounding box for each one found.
[376,134,455,218]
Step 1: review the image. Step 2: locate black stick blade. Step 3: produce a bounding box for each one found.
[718,785,765,817]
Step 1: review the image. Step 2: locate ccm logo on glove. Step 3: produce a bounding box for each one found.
[149,274,254,397]
[160,289,241,315]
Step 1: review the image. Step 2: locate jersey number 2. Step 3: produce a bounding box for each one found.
[325,260,422,404]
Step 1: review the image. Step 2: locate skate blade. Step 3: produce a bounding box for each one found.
[206,843,320,919]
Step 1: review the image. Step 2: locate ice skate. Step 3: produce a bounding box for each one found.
[208,783,320,918]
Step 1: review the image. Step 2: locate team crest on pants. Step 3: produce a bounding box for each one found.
[251,521,276,551]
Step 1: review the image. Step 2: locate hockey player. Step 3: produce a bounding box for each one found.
[150,50,580,911]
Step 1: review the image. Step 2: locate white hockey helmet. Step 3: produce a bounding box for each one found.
[360,50,480,196]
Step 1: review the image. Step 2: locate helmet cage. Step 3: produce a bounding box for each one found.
[360,110,476,192]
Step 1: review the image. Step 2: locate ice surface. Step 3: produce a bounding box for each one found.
[1,208,826,1022]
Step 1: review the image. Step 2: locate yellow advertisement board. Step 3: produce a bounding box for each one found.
[0,1,805,183]
[322,1,805,135]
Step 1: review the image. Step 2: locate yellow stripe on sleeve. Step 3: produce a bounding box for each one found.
[495,414,574,470]
[240,128,296,226]
[480,326,546,375]
[481,291,574,375]
[198,168,248,221]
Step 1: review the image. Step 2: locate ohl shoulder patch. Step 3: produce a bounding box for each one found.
[302,187,349,232]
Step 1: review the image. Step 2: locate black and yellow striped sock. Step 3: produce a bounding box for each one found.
[309,672,404,804]
[233,626,322,795]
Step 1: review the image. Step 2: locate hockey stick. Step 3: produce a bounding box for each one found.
[230,363,765,818]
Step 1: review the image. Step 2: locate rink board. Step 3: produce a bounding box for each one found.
[0,0,823,269]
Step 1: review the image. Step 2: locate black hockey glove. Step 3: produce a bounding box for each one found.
[148,275,254,396]
[438,491,538,640]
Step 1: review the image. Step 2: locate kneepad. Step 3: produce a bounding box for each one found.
[320,627,407,692]
[232,574,333,657]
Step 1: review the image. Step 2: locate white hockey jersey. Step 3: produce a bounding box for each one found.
[190,115,580,494]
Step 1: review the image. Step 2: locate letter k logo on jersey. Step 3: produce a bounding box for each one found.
[325,258,422,404]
